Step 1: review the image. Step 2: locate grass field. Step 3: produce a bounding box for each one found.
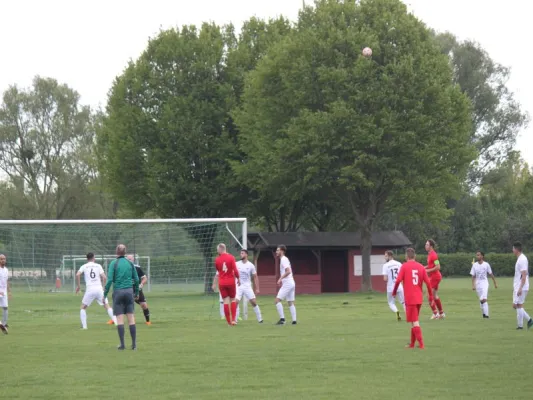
[3,277,533,400]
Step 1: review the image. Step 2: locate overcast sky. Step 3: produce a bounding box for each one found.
[1,0,530,163]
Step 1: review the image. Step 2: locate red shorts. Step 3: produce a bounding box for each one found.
[219,284,236,299]
[405,304,422,323]
[430,276,442,290]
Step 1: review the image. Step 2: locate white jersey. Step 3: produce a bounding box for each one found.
[236,260,256,286]
[280,255,295,286]
[470,262,493,284]
[382,260,402,292]
[78,262,105,290]
[514,253,529,291]
[0,266,8,292]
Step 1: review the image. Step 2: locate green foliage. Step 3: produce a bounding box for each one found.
[397,253,517,276]
[234,0,476,289]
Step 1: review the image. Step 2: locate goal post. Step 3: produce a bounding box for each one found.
[0,218,247,293]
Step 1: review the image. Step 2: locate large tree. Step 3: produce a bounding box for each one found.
[235,0,476,290]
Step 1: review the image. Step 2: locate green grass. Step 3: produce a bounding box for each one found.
[3,278,533,400]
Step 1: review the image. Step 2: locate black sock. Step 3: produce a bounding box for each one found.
[117,325,125,347]
[129,324,137,348]
[143,308,150,322]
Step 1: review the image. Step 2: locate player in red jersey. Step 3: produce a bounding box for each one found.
[425,239,445,319]
[392,248,434,349]
[214,243,240,326]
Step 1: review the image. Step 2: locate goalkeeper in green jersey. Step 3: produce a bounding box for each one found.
[104,244,140,350]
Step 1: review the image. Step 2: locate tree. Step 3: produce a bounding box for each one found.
[434,33,530,185]
[235,0,476,290]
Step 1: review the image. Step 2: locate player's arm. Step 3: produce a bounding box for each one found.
[212,273,219,291]
[252,270,260,294]
[100,272,107,287]
[518,268,528,295]
[103,262,114,298]
[470,267,476,290]
[392,267,404,297]
[138,268,147,289]
[132,263,140,297]
[382,265,388,282]
[75,268,83,293]
[232,259,240,285]
[426,257,440,273]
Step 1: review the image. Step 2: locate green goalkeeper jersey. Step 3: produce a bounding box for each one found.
[104,257,139,297]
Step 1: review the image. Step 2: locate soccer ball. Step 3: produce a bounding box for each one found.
[362,47,372,57]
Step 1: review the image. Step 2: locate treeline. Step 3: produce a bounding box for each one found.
[0,0,529,290]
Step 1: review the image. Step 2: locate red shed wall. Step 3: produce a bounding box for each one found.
[348,248,389,292]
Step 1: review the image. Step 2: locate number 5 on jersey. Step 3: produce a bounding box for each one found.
[222,262,227,273]
[412,270,418,285]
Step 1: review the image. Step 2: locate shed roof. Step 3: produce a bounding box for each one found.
[247,231,411,250]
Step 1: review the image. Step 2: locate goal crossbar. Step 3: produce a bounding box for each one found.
[0,218,247,225]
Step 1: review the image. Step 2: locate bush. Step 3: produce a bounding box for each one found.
[397,253,516,277]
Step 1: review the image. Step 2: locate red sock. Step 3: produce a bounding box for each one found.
[413,326,424,348]
[435,298,443,313]
[429,300,438,314]
[223,304,231,325]
[231,302,237,322]
[409,328,416,347]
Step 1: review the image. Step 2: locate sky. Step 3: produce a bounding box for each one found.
[0,0,530,163]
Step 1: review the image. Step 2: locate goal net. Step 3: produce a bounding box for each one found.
[0,218,247,294]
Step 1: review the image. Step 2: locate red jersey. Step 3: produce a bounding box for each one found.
[427,250,442,280]
[393,260,432,305]
[215,253,239,285]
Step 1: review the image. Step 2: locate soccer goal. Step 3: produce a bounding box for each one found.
[0,218,247,293]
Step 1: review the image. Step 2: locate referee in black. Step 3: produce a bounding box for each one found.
[127,254,151,325]
[103,244,139,350]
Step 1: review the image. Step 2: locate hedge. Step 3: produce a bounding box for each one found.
[396,253,517,277]
[144,255,205,280]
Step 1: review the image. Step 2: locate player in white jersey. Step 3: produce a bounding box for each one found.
[470,251,497,319]
[275,245,297,325]
[382,250,405,321]
[75,252,117,329]
[0,254,11,334]
[235,249,263,323]
[512,242,533,330]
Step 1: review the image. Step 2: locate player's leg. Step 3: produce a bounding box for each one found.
[80,290,96,329]
[407,305,424,349]
[397,289,406,316]
[113,290,127,349]
[433,279,445,317]
[518,291,533,329]
[0,296,8,334]
[387,292,398,313]
[219,292,225,319]
[275,286,287,325]
[125,291,137,350]
[95,289,117,325]
[219,285,233,325]
[136,290,151,325]
[287,286,297,324]
[478,284,489,318]
[430,284,440,319]
[229,284,238,324]
[246,287,263,323]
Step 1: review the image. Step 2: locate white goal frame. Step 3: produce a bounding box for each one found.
[0,218,248,297]
[61,254,151,293]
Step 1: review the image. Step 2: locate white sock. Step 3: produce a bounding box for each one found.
[482,302,489,316]
[289,304,297,322]
[219,303,224,318]
[236,304,240,319]
[389,302,398,313]
[480,302,484,312]
[107,308,117,324]
[402,303,406,312]
[253,305,262,321]
[276,302,285,319]
[517,309,523,327]
[523,308,531,322]
[2,308,7,325]
[80,309,87,329]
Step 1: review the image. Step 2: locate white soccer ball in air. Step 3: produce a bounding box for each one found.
[362,47,372,57]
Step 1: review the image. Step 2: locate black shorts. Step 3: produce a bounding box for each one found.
[135,289,147,304]
[112,288,135,315]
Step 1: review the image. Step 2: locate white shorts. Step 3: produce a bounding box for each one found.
[82,288,109,307]
[513,289,529,305]
[236,285,255,301]
[475,282,489,300]
[276,283,296,302]
[387,290,404,304]
[0,293,8,308]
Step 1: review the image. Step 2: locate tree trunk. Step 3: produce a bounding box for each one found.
[360,225,373,292]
